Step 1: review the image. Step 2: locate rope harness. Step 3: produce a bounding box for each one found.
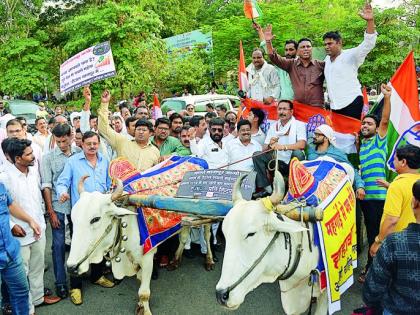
[70,216,123,272]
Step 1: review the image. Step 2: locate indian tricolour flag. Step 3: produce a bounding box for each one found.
[386,51,420,171]
[244,0,262,19]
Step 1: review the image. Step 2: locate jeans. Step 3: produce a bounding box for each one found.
[0,255,29,315]
[383,309,392,315]
[51,212,68,287]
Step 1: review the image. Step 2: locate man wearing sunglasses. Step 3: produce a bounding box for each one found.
[189,117,228,169]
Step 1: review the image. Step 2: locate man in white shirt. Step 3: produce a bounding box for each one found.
[0,119,43,173]
[323,2,377,119]
[227,120,262,171]
[189,117,228,257]
[32,117,50,151]
[246,48,281,104]
[190,117,228,169]
[43,115,68,155]
[252,100,306,198]
[188,115,208,144]
[1,138,60,314]
[248,108,266,146]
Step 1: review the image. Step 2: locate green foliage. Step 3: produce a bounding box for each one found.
[0,0,418,102]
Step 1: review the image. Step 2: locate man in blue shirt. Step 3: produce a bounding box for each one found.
[56,131,113,305]
[0,181,41,314]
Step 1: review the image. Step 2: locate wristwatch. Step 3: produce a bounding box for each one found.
[374,236,383,244]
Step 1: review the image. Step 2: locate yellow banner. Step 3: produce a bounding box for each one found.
[317,179,357,314]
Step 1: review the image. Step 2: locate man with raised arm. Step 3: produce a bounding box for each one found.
[264,26,325,107]
[357,83,391,282]
[97,90,159,172]
[323,2,377,119]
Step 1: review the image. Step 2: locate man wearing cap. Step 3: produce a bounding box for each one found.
[307,124,365,196]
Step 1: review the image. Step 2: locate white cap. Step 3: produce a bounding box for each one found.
[315,124,337,147]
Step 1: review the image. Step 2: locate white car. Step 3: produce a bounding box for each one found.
[161,94,240,116]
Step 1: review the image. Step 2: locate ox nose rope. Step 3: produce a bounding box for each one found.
[225,231,281,293]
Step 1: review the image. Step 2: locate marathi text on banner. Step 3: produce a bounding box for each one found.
[316,178,357,314]
[60,41,116,94]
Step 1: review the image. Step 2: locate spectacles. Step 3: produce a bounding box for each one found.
[157,126,169,131]
[186,107,194,111]
[211,128,223,133]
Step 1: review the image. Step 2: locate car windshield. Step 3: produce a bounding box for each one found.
[9,103,39,115]
[161,100,186,114]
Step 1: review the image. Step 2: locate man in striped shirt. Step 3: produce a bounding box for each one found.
[358,83,391,282]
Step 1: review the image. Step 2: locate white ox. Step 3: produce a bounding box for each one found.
[216,172,328,315]
[67,177,155,315]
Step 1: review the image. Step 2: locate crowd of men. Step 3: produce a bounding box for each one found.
[0,2,418,314]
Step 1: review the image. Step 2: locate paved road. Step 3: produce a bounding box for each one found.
[38,227,366,315]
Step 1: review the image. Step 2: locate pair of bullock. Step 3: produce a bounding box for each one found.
[67,163,339,314]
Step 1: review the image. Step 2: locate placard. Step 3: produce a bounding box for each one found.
[60,41,116,93]
[176,169,256,201]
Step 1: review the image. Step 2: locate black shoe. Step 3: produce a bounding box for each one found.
[252,190,270,200]
[183,249,195,259]
[56,285,68,299]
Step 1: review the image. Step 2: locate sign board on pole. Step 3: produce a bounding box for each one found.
[176,169,256,201]
[164,30,213,55]
[60,41,116,94]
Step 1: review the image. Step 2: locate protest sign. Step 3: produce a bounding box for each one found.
[60,41,116,93]
[316,178,357,314]
[176,169,256,201]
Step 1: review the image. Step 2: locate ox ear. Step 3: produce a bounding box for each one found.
[268,216,308,234]
[109,206,137,217]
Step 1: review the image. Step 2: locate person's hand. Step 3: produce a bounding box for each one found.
[59,193,70,203]
[252,21,261,32]
[262,24,275,42]
[263,96,274,105]
[359,1,374,21]
[12,224,26,237]
[356,188,366,200]
[376,179,390,189]
[83,85,92,104]
[268,136,279,147]
[380,83,392,97]
[48,211,60,229]
[353,132,360,146]
[187,127,196,141]
[29,220,41,240]
[101,89,111,104]
[158,155,170,163]
[369,241,380,257]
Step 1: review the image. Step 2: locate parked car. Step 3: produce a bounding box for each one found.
[161,94,240,116]
[6,100,39,134]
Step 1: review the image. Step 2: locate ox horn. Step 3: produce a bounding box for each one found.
[78,175,90,194]
[111,179,124,202]
[269,170,285,206]
[232,174,247,206]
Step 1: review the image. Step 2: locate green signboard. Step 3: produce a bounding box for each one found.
[164,30,213,55]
